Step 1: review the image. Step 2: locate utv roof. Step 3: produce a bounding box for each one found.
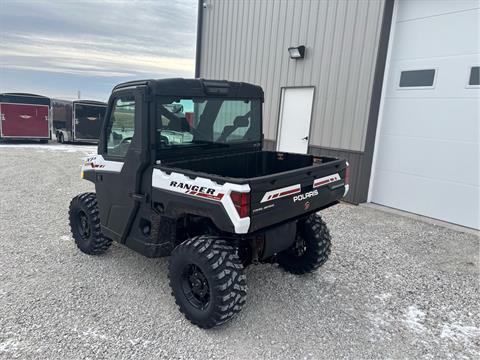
[113,78,264,99]
[73,100,107,106]
[0,93,50,106]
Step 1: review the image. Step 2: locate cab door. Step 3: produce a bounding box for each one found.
[95,87,149,243]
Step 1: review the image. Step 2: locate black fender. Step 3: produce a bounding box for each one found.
[152,188,235,233]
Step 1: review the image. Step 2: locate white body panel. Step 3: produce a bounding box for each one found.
[370,0,480,229]
[82,155,124,173]
[277,87,314,154]
[152,169,251,234]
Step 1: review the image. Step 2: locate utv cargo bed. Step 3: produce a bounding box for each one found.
[160,150,347,232]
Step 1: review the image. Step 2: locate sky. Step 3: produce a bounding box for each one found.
[0,0,198,101]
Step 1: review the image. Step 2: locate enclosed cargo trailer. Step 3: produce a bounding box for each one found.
[53,100,107,143]
[51,99,73,142]
[0,93,51,141]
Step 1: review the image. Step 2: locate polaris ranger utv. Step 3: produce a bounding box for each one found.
[69,78,349,328]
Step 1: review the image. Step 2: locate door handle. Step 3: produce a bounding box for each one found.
[130,193,146,202]
[302,136,309,141]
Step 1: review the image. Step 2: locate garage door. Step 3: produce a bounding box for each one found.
[370,0,480,229]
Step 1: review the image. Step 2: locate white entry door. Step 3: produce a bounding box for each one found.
[277,87,314,154]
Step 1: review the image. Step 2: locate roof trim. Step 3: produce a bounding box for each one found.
[195,0,204,78]
[0,92,49,99]
[73,100,107,106]
[112,80,151,92]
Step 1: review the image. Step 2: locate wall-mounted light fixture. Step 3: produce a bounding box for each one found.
[288,45,306,59]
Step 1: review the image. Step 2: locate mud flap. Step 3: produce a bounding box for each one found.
[261,221,297,260]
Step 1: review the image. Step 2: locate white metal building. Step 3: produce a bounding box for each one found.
[196,0,480,229]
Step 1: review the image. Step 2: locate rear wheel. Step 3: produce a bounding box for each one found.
[58,132,64,143]
[169,235,247,328]
[69,192,111,255]
[277,214,331,275]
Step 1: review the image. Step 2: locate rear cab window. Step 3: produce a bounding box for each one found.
[154,97,262,155]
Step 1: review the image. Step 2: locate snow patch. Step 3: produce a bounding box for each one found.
[128,337,154,347]
[403,305,426,333]
[81,328,111,341]
[60,235,71,242]
[0,144,96,155]
[72,327,155,348]
[374,293,392,301]
[0,338,19,353]
[440,323,480,345]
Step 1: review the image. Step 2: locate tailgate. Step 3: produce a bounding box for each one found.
[249,158,347,232]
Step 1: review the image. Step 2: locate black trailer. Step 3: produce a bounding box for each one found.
[52,100,107,143]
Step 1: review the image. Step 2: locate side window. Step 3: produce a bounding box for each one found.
[106,97,135,157]
[468,66,479,86]
[399,69,436,88]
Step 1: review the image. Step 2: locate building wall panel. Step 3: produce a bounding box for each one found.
[199,0,385,152]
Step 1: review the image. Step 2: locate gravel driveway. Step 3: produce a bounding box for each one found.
[0,144,479,359]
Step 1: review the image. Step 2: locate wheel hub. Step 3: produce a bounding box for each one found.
[182,264,210,309]
[294,235,307,256]
[77,210,90,239]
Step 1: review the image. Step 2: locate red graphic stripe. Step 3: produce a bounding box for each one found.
[313,179,331,187]
[195,192,224,201]
[279,188,301,197]
[313,176,340,188]
[184,190,224,201]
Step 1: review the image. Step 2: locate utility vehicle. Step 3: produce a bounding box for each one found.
[69,78,349,328]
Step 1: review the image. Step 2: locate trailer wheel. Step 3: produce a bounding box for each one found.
[277,214,331,275]
[58,132,64,143]
[69,192,112,255]
[169,236,247,329]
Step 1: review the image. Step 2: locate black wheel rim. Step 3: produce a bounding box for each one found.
[291,235,307,257]
[76,210,91,240]
[181,264,210,310]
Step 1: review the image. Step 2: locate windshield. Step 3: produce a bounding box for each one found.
[156,97,261,149]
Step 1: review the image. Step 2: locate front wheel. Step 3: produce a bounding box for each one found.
[69,192,111,255]
[169,236,247,329]
[277,214,331,275]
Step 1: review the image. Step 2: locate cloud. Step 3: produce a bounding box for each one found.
[1,32,195,77]
[0,0,197,98]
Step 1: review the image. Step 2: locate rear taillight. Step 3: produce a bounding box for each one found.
[344,162,350,185]
[230,191,250,218]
